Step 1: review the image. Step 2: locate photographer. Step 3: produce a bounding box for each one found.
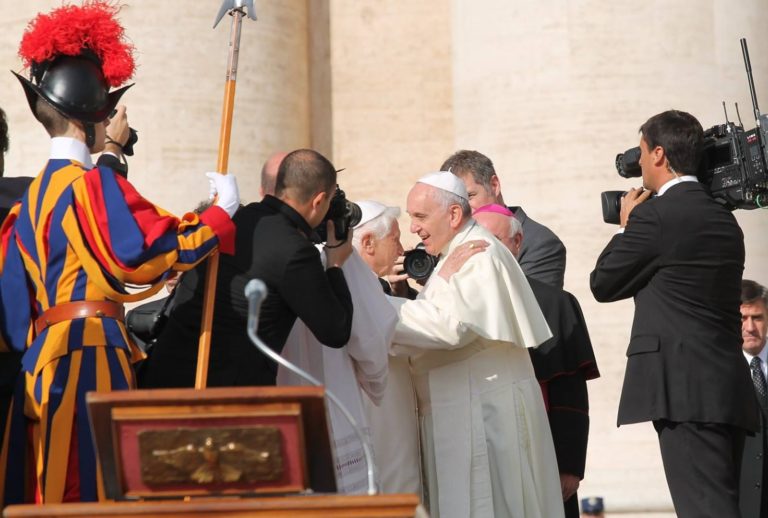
[140,149,355,388]
[590,110,758,517]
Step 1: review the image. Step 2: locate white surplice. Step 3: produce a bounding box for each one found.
[277,249,396,494]
[389,220,564,518]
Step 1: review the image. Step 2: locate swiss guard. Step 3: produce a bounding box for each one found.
[0,1,238,505]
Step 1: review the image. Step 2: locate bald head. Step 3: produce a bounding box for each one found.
[473,210,522,258]
[260,151,289,198]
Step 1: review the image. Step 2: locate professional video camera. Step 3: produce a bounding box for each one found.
[315,185,362,242]
[602,38,768,224]
[403,242,439,281]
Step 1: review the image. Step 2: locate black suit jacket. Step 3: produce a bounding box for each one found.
[140,195,354,388]
[509,206,566,289]
[740,357,768,518]
[590,182,758,431]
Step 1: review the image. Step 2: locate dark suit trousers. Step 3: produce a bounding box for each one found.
[654,420,745,517]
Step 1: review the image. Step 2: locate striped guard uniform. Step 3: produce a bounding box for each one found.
[0,137,234,504]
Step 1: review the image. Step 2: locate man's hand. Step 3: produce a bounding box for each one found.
[619,187,652,228]
[560,473,580,501]
[384,255,411,297]
[105,105,130,152]
[325,221,353,268]
[438,239,489,280]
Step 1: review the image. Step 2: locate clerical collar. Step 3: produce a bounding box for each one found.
[49,137,94,169]
[656,175,697,197]
[261,195,320,241]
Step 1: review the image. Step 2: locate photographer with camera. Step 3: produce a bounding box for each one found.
[590,110,758,517]
[141,149,355,389]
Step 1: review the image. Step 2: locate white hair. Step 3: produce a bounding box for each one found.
[352,206,401,251]
[508,214,523,239]
[431,188,471,217]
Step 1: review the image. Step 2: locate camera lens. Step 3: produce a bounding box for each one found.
[403,245,437,281]
[347,201,362,229]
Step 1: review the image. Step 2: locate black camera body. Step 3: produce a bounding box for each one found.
[123,127,139,156]
[109,108,138,156]
[698,118,768,209]
[403,242,439,281]
[315,185,362,242]
[602,39,768,224]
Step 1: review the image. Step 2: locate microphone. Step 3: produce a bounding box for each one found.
[244,279,377,495]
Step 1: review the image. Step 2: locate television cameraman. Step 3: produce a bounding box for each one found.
[590,110,758,517]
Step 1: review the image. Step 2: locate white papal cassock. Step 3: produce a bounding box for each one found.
[278,249,396,494]
[389,220,564,518]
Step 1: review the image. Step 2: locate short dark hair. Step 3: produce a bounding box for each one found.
[274,149,337,203]
[742,279,768,306]
[440,150,496,190]
[0,107,8,155]
[639,110,704,176]
[34,97,70,137]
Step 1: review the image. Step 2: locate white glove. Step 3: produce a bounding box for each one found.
[205,172,240,218]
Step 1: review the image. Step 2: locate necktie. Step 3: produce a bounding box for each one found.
[750,357,768,407]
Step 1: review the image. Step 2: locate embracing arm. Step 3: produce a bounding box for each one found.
[391,275,477,352]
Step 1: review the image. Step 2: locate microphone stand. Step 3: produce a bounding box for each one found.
[244,279,377,495]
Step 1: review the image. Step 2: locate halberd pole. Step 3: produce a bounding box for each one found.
[196,0,257,389]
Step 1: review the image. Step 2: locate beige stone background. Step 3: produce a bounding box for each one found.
[2,0,767,514]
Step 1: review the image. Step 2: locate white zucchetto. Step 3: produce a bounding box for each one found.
[354,200,400,228]
[416,171,469,200]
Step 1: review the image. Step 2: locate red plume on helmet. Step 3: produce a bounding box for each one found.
[19,1,135,87]
[13,1,136,125]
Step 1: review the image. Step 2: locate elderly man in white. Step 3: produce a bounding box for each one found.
[352,201,422,496]
[389,172,564,518]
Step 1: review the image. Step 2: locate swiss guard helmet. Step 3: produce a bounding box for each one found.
[12,1,136,148]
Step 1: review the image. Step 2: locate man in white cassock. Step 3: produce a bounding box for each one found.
[352,201,422,496]
[388,172,564,518]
